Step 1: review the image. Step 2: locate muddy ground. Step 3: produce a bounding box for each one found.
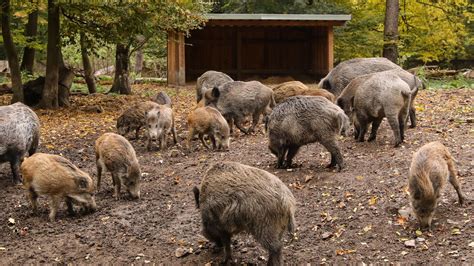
[0,84,473,264]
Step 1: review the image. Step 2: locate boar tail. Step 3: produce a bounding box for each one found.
[270,93,276,108]
[288,213,296,234]
[400,87,411,99]
[337,112,350,136]
[192,186,200,209]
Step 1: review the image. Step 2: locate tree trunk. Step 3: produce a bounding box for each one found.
[109,43,131,94]
[39,0,60,109]
[383,0,399,63]
[1,0,24,103]
[20,7,38,74]
[134,48,144,75]
[58,47,73,107]
[80,32,96,93]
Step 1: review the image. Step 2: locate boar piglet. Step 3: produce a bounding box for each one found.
[266,96,350,171]
[153,91,172,107]
[95,133,141,200]
[193,161,296,265]
[145,105,177,151]
[116,101,159,139]
[21,153,96,221]
[0,102,40,183]
[409,141,466,230]
[187,106,230,151]
[196,70,233,103]
[273,80,335,103]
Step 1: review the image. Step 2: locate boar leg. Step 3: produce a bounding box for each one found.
[209,135,217,150]
[356,115,368,142]
[27,187,38,214]
[171,124,178,144]
[321,140,344,171]
[9,155,22,184]
[387,115,402,147]
[96,161,103,191]
[65,197,75,216]
[112,173,121,200]
[285,145,300,168]
[368,117,383,142]
[146,136,153,151]
[134,127,140,140]
[398,110,408,142]
[409,106,417,128]
[224,116,234,134]
[160,133,168,150]
[199,133,211,150]
[248,112,261,134]
[259,229,283,266]
[234,116,249,134]
[446,159,465,205]
[222,233,233,264]
[187,128,195,150]
[275,146,288,169]
[48,196,61,222]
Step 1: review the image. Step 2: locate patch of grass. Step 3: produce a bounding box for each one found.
[426,75,474,90]
[71,83,109,94]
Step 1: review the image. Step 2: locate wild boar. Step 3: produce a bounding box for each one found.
[266,96,350,171]
[193,161,296,265]
[187,106,230,151]
[21,153,97,221]
[153,91,172,107]
[408,141,465,229]
[95,133,141,200]
[273,81,335,103]
[336,68,422,128]
[319,57,400,97]
[196,70,233,103]
[352,72,411,147]
[116,101,159,139]
[204,81,275,134]
[145,104,177,151]
[0,102,40,183]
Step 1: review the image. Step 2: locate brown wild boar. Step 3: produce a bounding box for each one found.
[116,101,159,139]
[409,141,466,230]
[187,106,230,151]
[273,81,335,103]
[95,133,141,199]
[193,161,296,265]
[21,153,97,221]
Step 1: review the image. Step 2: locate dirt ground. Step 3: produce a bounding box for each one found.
[0,84,472,264]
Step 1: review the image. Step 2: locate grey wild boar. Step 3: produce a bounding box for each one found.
[318,57,400,97]
[116,101,159,139]
[204,81,275,134]
[95,133,141,199]
[187,106,230,151]
[336,68,422,128]
[273,81,335,103]
[409,141,466,230]
[145,104,177,151]
[193,161,296,265]
[352,72,411,147]
[266,96,350,171]
[196,70,233,103]
[21,153,97,221]
[0,102,40,183]
[153,91,172,107]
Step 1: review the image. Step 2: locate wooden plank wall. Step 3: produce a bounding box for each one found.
[185,25,332,81]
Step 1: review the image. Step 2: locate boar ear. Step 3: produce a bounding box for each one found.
[75,177,89,189]
[212,87,220,98]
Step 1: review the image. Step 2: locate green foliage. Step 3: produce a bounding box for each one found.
[426,75,474,90]
[212,0,348,14]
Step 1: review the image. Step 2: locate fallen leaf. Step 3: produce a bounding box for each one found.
[363,225,372,233]
[335,249,356,255]
[368,196,377,205]
[451,228,461,235]
[415,230,423,236]
[355,175,364,181]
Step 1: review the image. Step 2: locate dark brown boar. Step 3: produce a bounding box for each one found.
[193,161,296,265]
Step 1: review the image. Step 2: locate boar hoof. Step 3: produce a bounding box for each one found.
[368,135,376,142]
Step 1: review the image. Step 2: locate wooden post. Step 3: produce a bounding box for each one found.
[327,26,334,72]
[236,30,242,80]
[167,31,186,86]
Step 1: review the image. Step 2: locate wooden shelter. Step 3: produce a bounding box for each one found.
[167,14,351,86]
